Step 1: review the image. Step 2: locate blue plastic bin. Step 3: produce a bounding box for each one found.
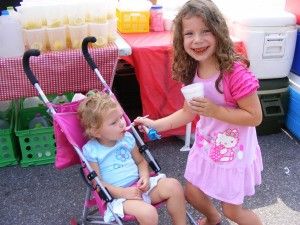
[291,29,300,76]
[285,85,300,140]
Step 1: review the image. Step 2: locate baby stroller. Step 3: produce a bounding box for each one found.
[22,36,198,225]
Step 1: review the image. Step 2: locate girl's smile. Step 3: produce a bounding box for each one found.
[192,46,209,54]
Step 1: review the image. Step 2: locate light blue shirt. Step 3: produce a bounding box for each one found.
[83,132,139,187]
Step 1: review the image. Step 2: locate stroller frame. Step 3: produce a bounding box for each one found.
[22,37,198,225]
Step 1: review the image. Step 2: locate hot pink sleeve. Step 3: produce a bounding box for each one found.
[229,64,259,101]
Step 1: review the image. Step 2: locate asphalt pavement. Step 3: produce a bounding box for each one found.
[0,131,299,225]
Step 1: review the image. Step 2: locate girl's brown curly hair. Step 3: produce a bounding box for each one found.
[172,0,249,92]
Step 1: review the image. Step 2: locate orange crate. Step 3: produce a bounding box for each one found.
[117,9,149,33]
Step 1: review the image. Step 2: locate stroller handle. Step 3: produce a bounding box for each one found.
[23,49,40,85]
[82,36,98,71]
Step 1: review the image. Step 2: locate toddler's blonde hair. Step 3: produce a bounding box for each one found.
[78,92,118,139]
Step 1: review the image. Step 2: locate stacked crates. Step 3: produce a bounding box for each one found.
[0,101,19,167]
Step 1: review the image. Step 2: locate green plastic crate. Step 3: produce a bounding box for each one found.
[0,105,19,167]
[15,102,55,167]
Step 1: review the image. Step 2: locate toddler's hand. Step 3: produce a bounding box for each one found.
[122,187,142,200]
[137,176,150,192]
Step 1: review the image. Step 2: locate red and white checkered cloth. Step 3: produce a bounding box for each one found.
[0,43,119,100]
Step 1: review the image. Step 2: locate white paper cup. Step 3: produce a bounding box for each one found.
[181,83,204,101]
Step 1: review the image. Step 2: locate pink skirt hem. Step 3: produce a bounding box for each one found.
[184,148,263,205]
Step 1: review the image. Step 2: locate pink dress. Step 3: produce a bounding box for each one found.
[184,63,263,205]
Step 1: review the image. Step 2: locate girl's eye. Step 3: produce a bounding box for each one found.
[184,32,193,36]
[202,29,211,34]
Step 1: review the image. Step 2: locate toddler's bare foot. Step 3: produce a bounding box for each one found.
[198,217,221,225]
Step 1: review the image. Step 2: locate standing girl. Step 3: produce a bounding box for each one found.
[134,0,263,224]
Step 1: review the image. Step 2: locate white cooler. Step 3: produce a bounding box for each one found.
[230,10,297,79]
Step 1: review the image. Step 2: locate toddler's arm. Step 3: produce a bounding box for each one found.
[131,145,150,192]
[89,161,142,199]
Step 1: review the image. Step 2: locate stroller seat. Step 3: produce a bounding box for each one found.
[53,100,165,224]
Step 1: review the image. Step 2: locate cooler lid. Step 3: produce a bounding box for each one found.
[232,10,296,27]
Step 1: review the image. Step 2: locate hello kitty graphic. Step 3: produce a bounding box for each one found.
[210,129,243,162]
